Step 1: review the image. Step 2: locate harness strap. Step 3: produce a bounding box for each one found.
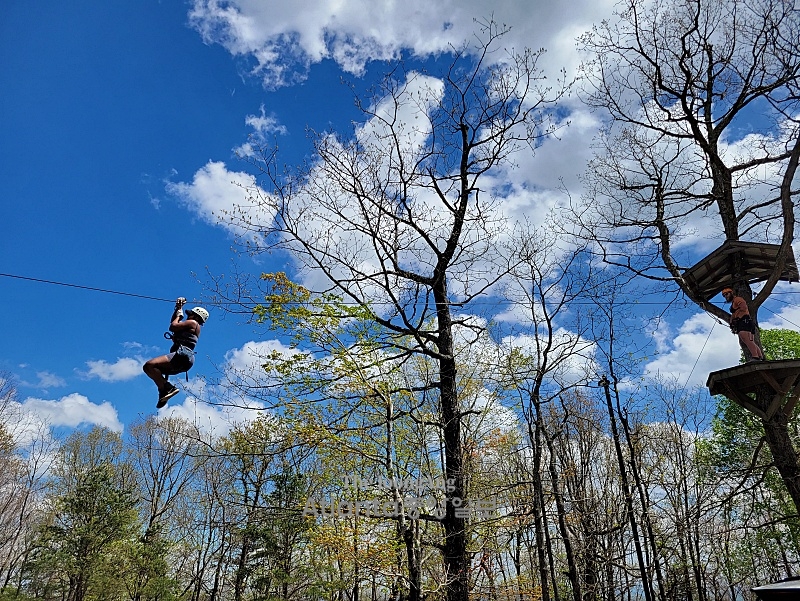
[164,332,194,381]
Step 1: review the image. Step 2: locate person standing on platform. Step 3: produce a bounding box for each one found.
[721,287,765,362]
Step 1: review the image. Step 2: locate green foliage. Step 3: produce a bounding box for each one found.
[696,328,800,581]
[248,470,316,600]
[123,527,180,601]
[25,429,141,601]
[761,328,800,361]
[254,272,378,348]
[0,589,33,601]
[700,329,800,469]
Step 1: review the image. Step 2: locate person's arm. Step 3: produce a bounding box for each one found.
[169,298,189,331]
[169,299,201,337]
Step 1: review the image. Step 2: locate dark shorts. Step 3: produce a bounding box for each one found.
[732,315,756,334]
[162,346,195,375]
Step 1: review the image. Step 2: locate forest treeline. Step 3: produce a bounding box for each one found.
[1,329,799,601]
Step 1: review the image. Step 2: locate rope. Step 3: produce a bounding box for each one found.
[681,320,716,395]
[760,305,800,330]
[3,270,799,311]
[0,270,658,307]
[0,272,175,303]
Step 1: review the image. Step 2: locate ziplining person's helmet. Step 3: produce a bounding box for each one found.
[188,307,209,323]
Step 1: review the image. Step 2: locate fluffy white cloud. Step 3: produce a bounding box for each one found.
[16,393,124,435]
[167,160,274,239]
[501,330,598,388]
[154,342,296,436]
[179,1,800,395]
[147,339,300,437]
[759,289,800,334]
[179,4,610,281]
[159,394,265,437]
[188,0,616,87]
[642,313,737,389]
[173,62,592,307]
[225,339,298,372]
[84,357,143,382]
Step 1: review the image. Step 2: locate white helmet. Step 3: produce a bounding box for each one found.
[188,307,209,323]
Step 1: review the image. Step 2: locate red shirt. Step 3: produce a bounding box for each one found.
[730,296,750,321]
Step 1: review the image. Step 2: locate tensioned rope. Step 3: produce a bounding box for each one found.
[680,321,716,397]
[4,270,800,308]
[0,272,175,303]
[760,305,800,330]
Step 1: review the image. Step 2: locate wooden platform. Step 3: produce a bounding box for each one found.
[707,359,800,419]
[683,241,798,301]
[752,576,800,599]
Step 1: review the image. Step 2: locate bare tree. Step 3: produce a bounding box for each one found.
[126,416,205,601]
[496,224,598,601]
[223,21,570,601]
[577,0,799,291]
[0,376,55,592]
[574,0,800,511]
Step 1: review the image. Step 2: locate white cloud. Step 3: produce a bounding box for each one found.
[234,105,288,157]
[159,394,265,438]
[84,357,143,382]
[463,389,518,436]
[34,371,66,388]
[167,160,274,239]
[17,371,67,390]
[180,1,800,399]
[181,2,612,273]
[642,313,737,389]
[225,339,298,372]
[760,294,800,333]
[148,339,300,437]
[188,0,616,87]
[245,105,287,136]
[16,393,124,434]
[501,330,597,388]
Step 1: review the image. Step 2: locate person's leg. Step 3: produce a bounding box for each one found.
[738,331,764,360]
[143,356,173,392]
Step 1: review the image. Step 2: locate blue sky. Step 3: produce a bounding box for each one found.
[2,0,799,441]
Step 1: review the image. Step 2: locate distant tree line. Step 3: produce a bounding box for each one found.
[1,327,800,601]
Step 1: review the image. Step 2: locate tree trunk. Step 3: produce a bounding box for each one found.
[440,362,469,601]
[761,408,800,513]
[403,523,422,601]
[618,413,666,601]
[543,419,581,601]
[599,377,653,601]
[435,284,469,601]
[233,534,250,601]
[526,408,550,601]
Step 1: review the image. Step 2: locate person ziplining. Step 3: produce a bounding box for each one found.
[721,287,765,363]
[143,297,209,408]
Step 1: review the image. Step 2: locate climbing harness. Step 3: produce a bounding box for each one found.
[164,331,194,381]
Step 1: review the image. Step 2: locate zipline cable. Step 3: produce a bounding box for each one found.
[760,305,800,330]
[0,271,666,307]
[3,270,800,310]
[0,272,175,304]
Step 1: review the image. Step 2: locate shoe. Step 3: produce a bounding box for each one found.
[157,384,180,409]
